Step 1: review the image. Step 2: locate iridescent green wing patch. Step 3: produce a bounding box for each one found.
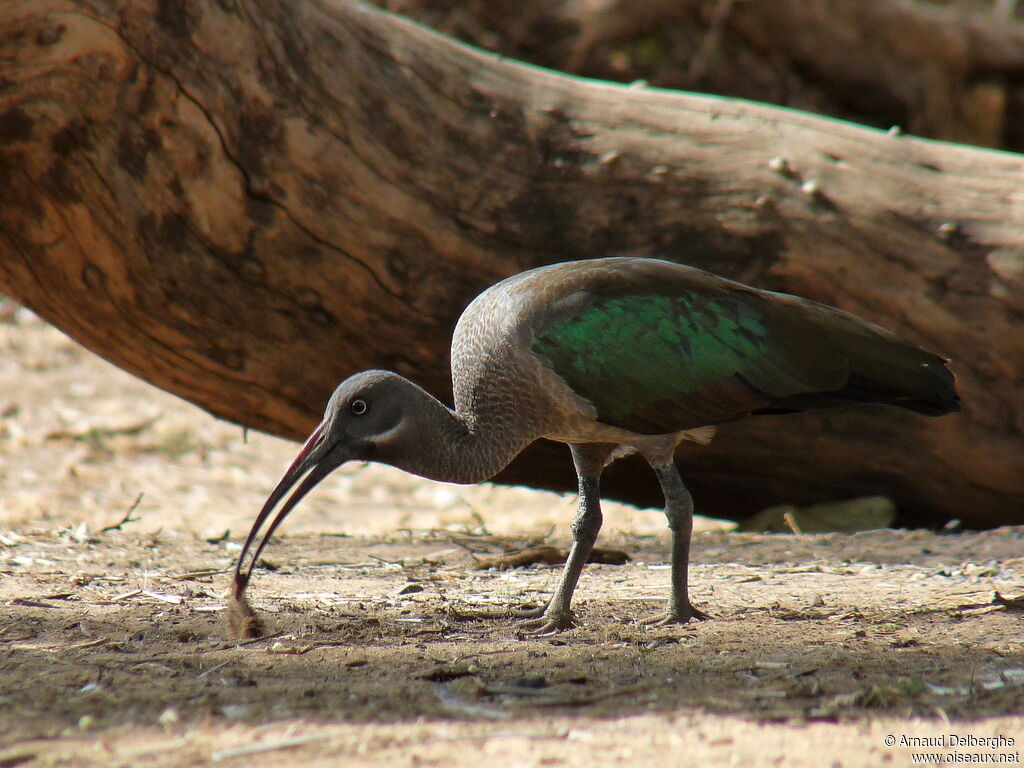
[532,292,825,432]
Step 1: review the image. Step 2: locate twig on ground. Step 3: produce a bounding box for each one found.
[992,591,1024,611]
[368,554,405,567]
[230,630,287,649]
[211,735,326,762]
[174,568,227,580]
[101,493,144,532]
[267,641,350,655]
[782,511,803,536]
[197,660,231,679]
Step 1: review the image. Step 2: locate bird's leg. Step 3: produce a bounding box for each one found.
[519,444,610,634]
[642,462,710,625]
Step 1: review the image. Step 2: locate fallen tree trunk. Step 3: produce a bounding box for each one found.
[1,0,1022,526]
[386,0,1024,150]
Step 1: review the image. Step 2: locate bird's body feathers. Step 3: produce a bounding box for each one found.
[452,258,958,449]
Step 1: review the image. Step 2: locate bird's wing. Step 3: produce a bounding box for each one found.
[529,272,850,434]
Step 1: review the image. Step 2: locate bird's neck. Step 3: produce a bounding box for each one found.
[391,392,533,485]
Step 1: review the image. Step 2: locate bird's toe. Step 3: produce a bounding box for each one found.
[511,602,548,620]
[517,610,575,635]
[640,604,710,626]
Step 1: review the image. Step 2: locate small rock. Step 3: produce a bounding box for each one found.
[738,496,896,533]
[158,707,180,728]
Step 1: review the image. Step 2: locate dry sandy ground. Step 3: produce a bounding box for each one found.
[1,301,1022,767]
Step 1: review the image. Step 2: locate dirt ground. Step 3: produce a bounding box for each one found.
[1,301,1022,768]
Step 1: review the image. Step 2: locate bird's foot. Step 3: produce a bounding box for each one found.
[517,609,576,635]
[640,603,710,626]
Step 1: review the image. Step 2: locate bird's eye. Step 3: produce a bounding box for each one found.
[350,398,368,416]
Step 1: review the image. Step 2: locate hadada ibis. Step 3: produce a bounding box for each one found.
[229,257,960,637]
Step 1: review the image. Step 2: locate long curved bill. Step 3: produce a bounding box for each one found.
[233,421,349,592]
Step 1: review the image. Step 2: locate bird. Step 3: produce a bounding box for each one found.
[228,257,960,638]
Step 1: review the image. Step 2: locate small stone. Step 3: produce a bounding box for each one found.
[158,707,180,728]
[739,496,895,533]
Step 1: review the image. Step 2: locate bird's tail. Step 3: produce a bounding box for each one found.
[837,319,961,416]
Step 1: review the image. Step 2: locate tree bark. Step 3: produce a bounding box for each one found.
[1,0,1022,526]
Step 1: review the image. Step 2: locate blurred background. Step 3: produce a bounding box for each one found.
[379,0,1024,151]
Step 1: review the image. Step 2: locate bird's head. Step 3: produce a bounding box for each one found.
[233,370,426,589]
